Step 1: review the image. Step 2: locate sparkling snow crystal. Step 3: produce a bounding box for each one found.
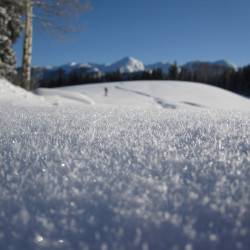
[0,79,250,249]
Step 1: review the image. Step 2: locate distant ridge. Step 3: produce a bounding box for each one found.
[30,57,237,80]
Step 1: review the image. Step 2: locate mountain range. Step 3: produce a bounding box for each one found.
[30,57,238,81]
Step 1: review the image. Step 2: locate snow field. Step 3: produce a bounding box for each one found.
[0,104,250,250]
[1,79,250,249]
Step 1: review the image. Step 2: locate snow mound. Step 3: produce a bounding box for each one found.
[0,79,94,107]
[0,79,48,107]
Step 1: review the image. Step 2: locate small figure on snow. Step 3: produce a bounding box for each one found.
[104,87,108,97]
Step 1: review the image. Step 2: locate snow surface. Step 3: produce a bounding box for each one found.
[1,79,250,250]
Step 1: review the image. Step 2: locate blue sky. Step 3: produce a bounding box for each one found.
[14,0,250,67]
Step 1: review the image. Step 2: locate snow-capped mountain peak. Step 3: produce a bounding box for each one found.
[106,56,145,73]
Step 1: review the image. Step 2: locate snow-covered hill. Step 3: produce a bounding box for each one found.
[37,80,250,110]
[1,79,250,250]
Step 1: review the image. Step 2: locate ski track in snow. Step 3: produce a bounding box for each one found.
[1,104,250,250]
[115,86,177,109]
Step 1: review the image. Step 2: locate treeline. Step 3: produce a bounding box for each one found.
[39,63,250,97]
[39,68,173,88]
[178,67,250,97]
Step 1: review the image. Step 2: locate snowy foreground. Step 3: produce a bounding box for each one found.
[1,79,250,250]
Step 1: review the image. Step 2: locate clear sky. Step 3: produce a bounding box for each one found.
[14,0,250,67]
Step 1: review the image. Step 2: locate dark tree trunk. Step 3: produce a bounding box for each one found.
[22,0,33,89]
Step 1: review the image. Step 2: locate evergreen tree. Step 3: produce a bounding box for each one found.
[152,69,163,80]
[0,1,23,79]
[168,62,179,80]
[141,70,152,80]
